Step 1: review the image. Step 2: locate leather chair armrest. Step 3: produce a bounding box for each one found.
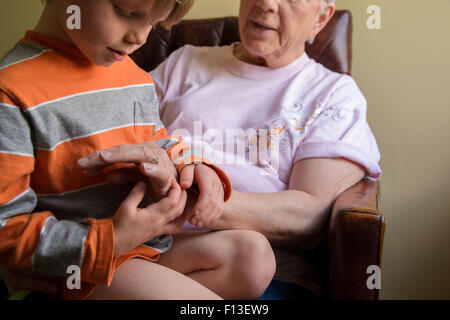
[328,180,386,300]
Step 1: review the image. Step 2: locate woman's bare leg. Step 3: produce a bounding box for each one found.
[87,258,222,300]
[156,230,276,299]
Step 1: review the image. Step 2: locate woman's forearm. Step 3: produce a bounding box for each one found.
[210,190,332,249]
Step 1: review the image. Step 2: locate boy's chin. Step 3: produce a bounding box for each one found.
[98,61,116,67]
[87,53,118,67]
[91,58,116,67]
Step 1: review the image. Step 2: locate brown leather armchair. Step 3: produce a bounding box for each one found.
[131,11,386,300]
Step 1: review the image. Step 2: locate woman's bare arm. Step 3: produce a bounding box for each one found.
[206,158,365,249]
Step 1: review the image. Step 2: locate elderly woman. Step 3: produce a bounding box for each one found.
[148,0,381,299]
[2,0,381,299]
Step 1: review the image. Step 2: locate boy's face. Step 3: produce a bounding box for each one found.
[54,0,171,66]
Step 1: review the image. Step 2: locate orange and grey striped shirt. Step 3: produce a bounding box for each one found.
[0,31,231,299]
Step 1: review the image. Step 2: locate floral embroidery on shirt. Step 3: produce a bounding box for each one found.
[241,102,326,175]
[322,106,348,122]
[290,104,323,135]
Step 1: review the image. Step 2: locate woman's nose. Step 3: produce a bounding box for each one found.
[255,0,278,12]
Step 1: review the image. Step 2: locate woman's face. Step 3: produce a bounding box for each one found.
[237,0,334,68]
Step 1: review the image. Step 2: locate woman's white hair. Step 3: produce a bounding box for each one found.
[322,0,335,7]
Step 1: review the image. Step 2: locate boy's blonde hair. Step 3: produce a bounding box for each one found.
[41,0,194,29]
[154,0,194,29]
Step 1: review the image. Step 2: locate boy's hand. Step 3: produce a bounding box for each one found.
[113,179,189,257]
[179,164,225,228]
[106,162,173,201]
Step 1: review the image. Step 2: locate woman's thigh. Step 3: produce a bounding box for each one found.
[87,258,221,300]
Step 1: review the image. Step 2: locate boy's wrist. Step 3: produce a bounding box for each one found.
[113,225,134,257]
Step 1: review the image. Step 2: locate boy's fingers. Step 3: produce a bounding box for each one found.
[149,179,181,213]
[164,205,190,234]
[167,189,188,222]
[106,167,141,184]
[122,182,146,209]
[146,184,187,229]
[166,178,181,201]
[179,189,188,209]
[179,165,195,189]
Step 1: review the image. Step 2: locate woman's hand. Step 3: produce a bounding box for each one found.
[78,142,177,201]
[179,164,225,228]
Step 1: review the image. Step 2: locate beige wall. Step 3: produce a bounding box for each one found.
[0,1,44,57]
[185,0,240,19]
[336,0,450,300]
[1,0,450,300]
[195,0,450,300]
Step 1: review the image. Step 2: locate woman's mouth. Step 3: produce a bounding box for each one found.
[251,21,276,31]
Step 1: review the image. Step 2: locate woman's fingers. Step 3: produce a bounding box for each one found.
[201,182,224,224]
[78,142,164,174]
[179,164,195,189]
[190,165,224,227]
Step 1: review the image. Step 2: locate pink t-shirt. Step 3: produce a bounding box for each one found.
[151,44,381,295]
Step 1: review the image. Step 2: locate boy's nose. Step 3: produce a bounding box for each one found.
[124,26,152,46]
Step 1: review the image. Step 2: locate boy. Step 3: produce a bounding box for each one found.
[0,0,275,299]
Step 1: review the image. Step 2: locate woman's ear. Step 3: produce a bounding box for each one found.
[310,2,336,40]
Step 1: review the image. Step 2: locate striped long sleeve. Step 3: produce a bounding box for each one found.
[0,90,116,285]
[0,32,231,298]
